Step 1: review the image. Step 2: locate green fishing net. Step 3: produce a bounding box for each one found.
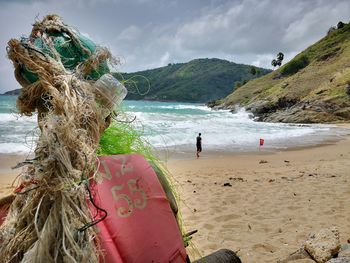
[98,120,153,157]
[20,28,109,83]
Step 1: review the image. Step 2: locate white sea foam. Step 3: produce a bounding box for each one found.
[0,113,36,123]
[0,101,349,154]
[154,104,213,111]
[0,143,34,154]
[132,106,348,151]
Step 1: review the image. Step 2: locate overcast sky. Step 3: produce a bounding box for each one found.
[0,0,349,92]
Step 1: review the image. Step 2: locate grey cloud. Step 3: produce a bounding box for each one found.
[173,0,339,54]
[0,0,349,92]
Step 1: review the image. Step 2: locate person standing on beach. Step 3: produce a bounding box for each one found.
[196,133,202,158]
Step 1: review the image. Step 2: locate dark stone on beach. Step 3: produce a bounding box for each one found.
[253,100,349,123]
[223,183,232,187]
[246,100,278,115]
[193,249,242,263]
[277,96,299,108]
[206,100,221,108]
[259,160,268,164]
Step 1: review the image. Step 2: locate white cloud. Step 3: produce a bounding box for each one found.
[252,54,274,68]
[159,51,170,67]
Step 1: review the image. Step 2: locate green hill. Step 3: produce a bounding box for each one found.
[215,23,350,123]
[116,58,271,103]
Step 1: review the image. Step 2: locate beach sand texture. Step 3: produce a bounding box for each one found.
[168,135,350,262]
[0,135,349,262]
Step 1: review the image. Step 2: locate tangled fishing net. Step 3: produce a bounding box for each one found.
[0,14,129,262]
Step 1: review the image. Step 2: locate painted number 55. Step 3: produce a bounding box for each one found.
[111,179,147,218]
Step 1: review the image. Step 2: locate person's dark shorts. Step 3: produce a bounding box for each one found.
[196,145,202,152]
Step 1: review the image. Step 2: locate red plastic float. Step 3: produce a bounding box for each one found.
[0,154,188,263]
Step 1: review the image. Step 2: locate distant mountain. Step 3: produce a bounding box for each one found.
[2,58,271,103]
[117,58,271,103]
[215,22,350,123]
[1,89,21,96]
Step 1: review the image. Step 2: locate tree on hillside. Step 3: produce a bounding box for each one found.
[271,52,284,69]
[277,52,284,62]
[271,59,278,69]
[250,66,257,75]
[337,21,345,29]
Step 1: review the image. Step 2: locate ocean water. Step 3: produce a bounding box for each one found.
[0,96,349,154]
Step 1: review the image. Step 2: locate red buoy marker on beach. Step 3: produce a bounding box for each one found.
[259,138,264,146]
[259,138,264,151]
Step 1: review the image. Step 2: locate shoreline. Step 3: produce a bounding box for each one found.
[155,130,350,161]
[0,129,349,182]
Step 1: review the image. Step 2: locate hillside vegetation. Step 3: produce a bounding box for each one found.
[216,23,350,123]
[116,58,270,103]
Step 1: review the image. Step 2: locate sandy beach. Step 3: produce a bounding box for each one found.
[0,132,349,262]
[167,133,350,262]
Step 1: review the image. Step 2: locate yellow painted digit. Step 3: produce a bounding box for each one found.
[111,184,133,218]
[127,179,147,210]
